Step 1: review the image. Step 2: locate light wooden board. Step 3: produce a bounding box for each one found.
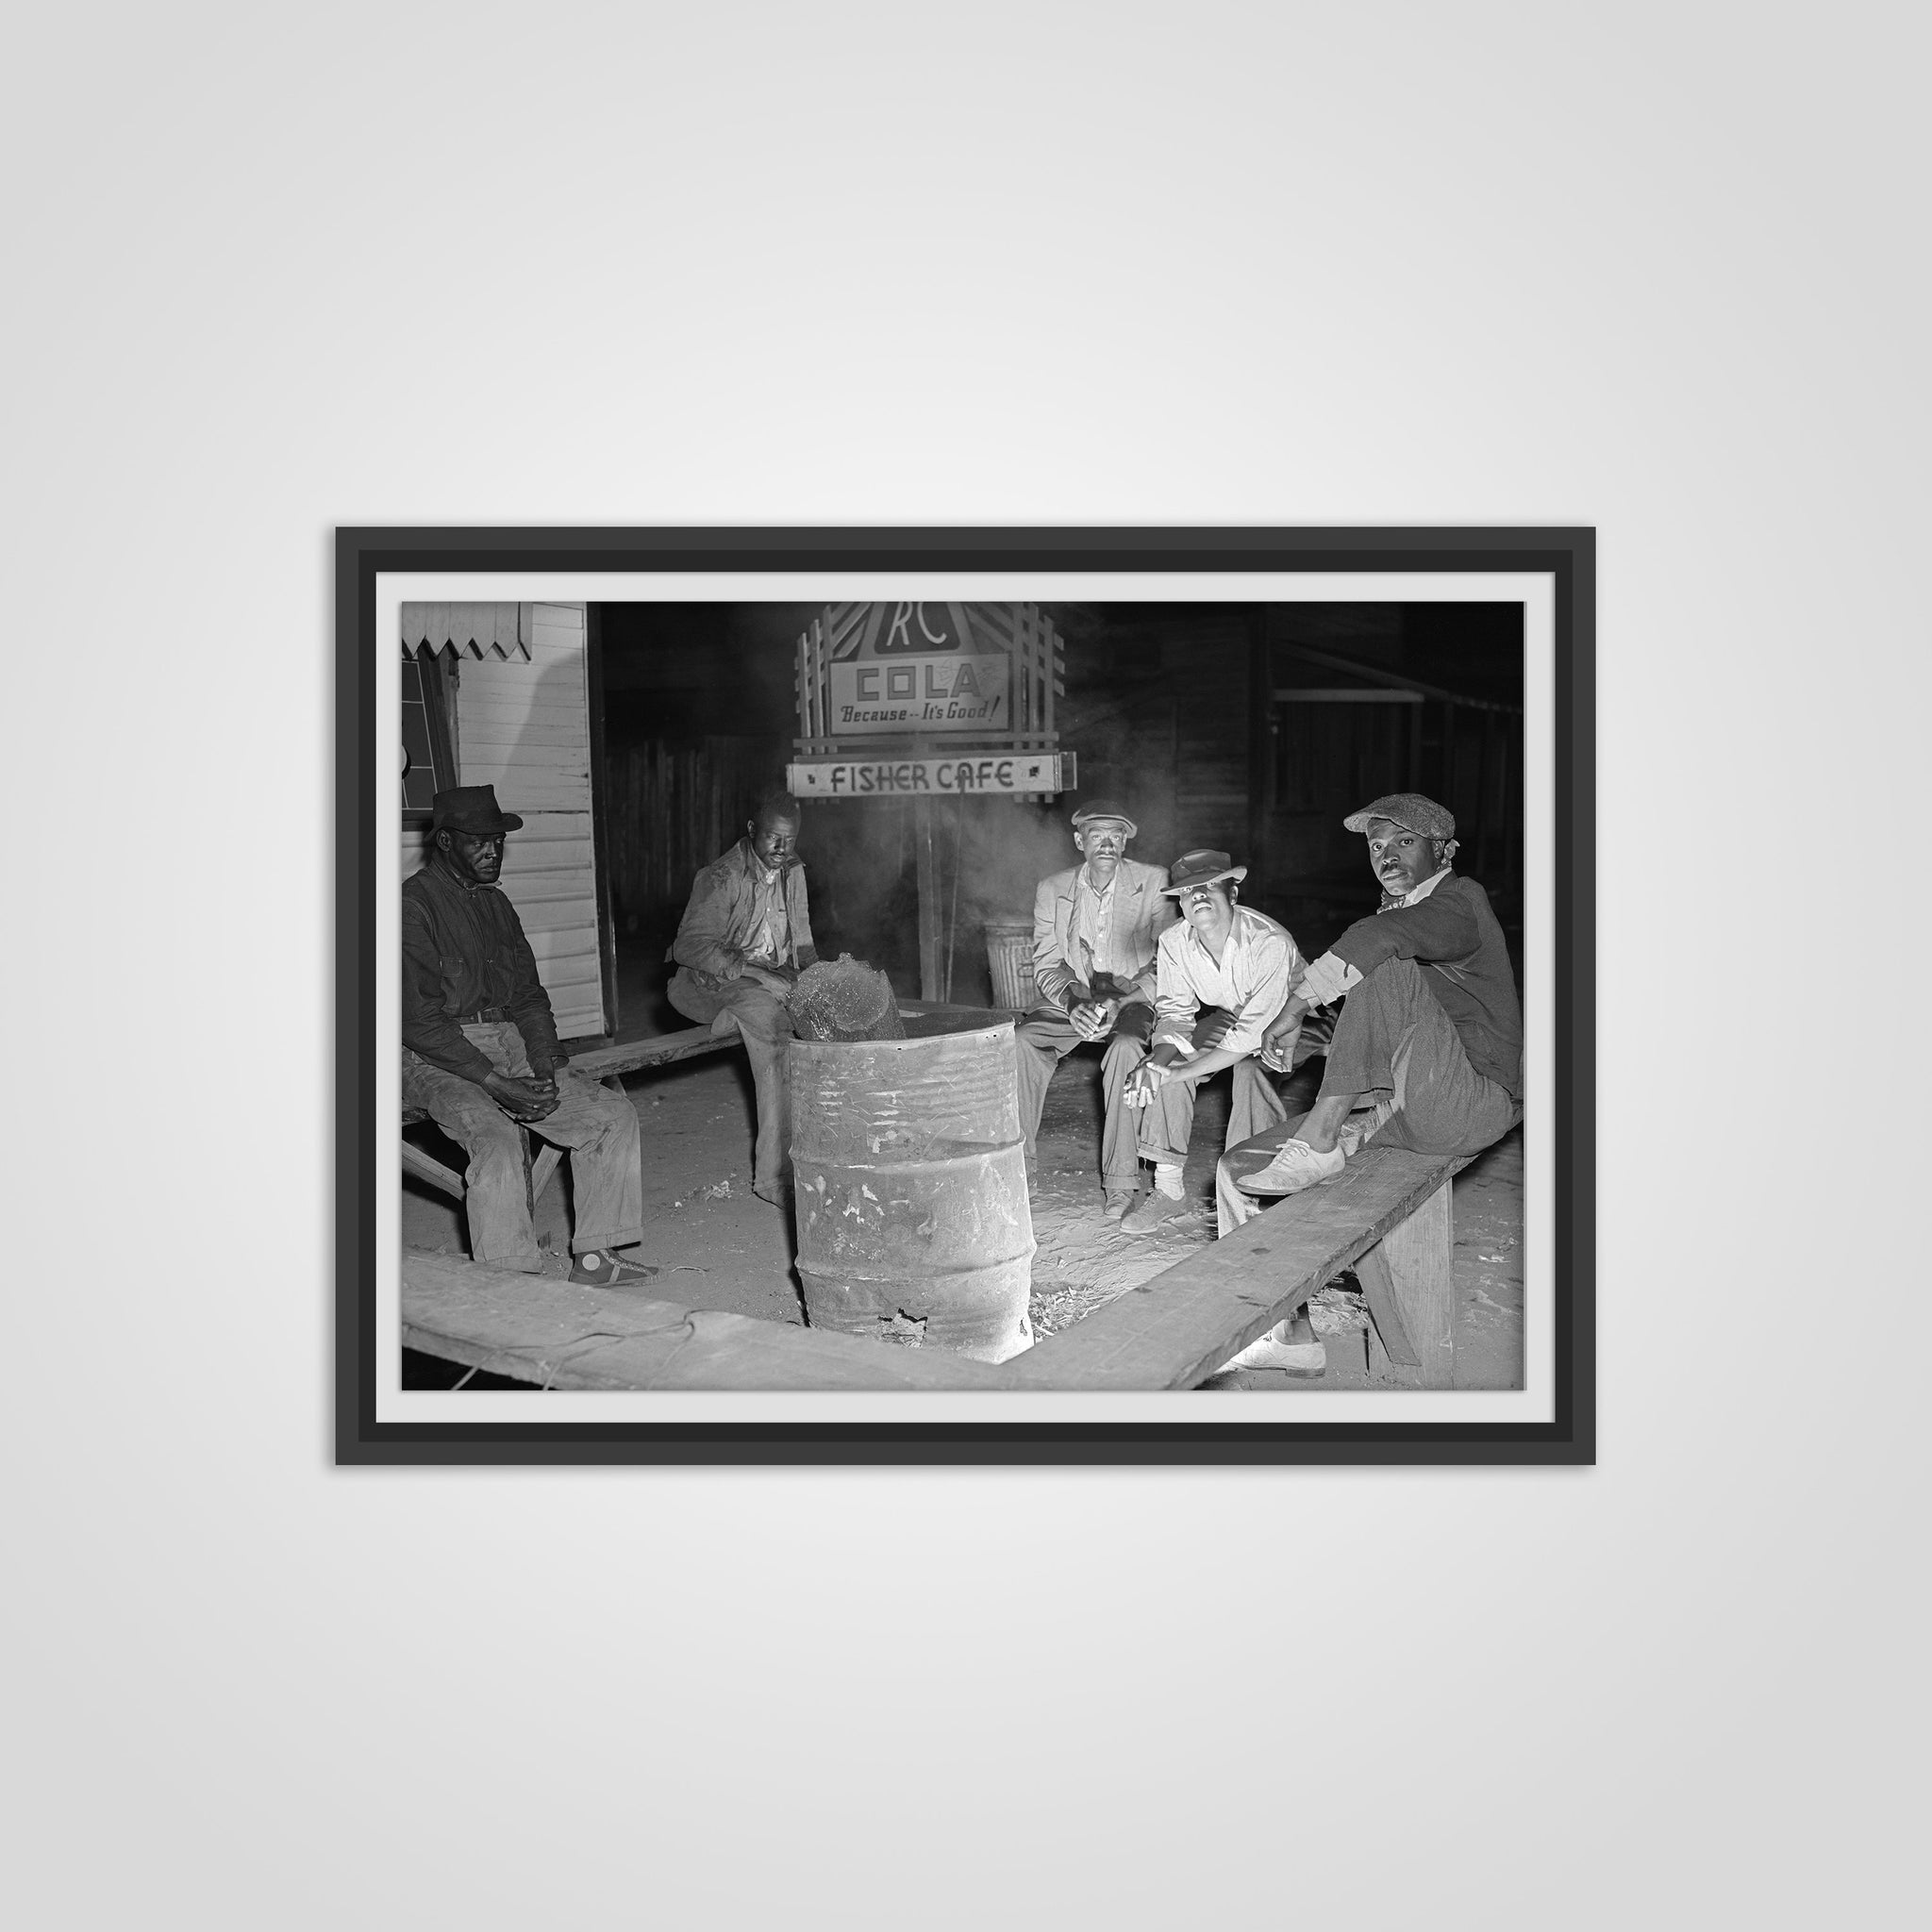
[1008,1146,1470,1390]
[1355,1178,1456,1386]
[567,1026,741,1077]
[402,1250,1008,1391]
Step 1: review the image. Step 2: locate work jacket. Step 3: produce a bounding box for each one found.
[668,837,817,988]
[402,857,563,1082]
[1030,858,1174,1010]
[1328,874,1523,1099]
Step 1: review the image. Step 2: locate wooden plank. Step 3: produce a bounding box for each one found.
[466,781,593,811]
[915,794,941,1001]
[457,721,595,749]
[1355,1178,1457,1386]
[566,1026,741,1078]
[530,1145,563,1205]
[400,1138,465,1200]
[494,870,598,903]
[402,1250,1009,1391]
[1273,688,1425,704]
[501,845,596,873]
[462,753,591,781]
[525,932,599,964]
[1355,1249,1418,1366]
[501,893,599,926]
[1007,1146,1469,1390]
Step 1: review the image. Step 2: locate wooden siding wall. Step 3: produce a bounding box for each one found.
[433,603,606,1041]
[1170,615,1254,859]
[601,736,774,941]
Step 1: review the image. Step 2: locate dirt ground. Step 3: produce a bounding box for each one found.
[402,1036,1524,1390]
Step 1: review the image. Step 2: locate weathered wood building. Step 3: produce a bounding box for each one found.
[586,599,1524,1024]
[399,601,614,1041]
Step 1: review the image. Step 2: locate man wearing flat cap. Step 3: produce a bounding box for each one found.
[1015,800,1175,1216]
[403,785,650,1284]
[1217,791,1523,1231]
[1117,848,1307,1234]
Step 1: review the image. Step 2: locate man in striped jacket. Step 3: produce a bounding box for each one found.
[1015,801,1174,1218]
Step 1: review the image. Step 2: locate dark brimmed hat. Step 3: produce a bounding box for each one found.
[1342,792,1455,841]
[1161,848,1248,894]
[1071,799,1139,837]
[431,785,524,835]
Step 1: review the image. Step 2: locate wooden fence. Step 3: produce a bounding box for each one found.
[601,736,777,938]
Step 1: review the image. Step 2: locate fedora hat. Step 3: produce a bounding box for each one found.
[431,784,524,835]
[1161,848,1248,894]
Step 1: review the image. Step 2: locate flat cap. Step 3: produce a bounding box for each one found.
[1342,792,1456,841]
[1071,799,1139,836]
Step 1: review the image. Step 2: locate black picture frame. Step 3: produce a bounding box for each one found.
[339,526,1594,1464]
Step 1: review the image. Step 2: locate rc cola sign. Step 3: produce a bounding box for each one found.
[824,601,1011,736]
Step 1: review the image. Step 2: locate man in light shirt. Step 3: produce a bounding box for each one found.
[1117,848,1306,1234]
[1015,801,1174,1218]
[1217,791,1523,1234]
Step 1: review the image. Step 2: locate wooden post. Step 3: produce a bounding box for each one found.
[1354,1178,1457,1388]
[914,793,942,1002]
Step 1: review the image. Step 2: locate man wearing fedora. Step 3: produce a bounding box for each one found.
[1015,800,1175,1216]
[1218,791,1523,1234]
[1118,848,1307,1234]
[403,785,650,1283]
[667,789,818,1209]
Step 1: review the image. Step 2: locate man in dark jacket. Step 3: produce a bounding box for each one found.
[403,786,648,1281]
[1219,791,1522,1228]
[666,790,818,1208]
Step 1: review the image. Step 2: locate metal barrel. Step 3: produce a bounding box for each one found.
[788,1017,1036,1362]
[982,920,1039,1011]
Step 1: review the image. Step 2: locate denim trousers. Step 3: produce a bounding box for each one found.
[402,1021,644,1272]
[666,969,795,1192]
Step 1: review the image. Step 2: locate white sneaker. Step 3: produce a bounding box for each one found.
[1219,1316,1326,1375]
[1233,1138,1346,1196]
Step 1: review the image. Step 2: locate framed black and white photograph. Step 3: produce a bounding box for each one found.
[28,0,1927,1918]
[341,526,1593,1462]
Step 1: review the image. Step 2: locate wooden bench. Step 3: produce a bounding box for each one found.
[400,1142,1472,1390]
[399,1003,998,1212]
[400,1023,746,1205]
[1011,1144,1472,1389]
[402,1247,1014,1391]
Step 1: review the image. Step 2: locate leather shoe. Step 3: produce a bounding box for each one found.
[1119,1191,1192,1235]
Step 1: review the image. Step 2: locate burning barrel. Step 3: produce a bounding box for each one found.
[788,1015,1036,1362]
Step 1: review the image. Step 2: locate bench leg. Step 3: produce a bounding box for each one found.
[1355,1177,1457,1388]
[400,1138,467,1201]
[530,1146,564,1207]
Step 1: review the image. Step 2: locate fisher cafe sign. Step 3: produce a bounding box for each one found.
[790,752,1071,798]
